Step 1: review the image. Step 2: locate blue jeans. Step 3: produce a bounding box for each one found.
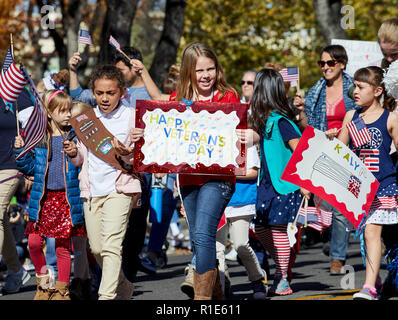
[322,202,350,261]
[147,174,178,253]
[46,237,58,273]
[181,180,234,274]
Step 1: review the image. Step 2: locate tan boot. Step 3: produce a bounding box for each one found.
[193,268,224,300]
[34,273,54,300]
[50,281,71,300]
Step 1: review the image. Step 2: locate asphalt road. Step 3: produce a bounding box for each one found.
[0,232,396,302]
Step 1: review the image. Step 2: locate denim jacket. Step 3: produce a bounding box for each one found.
[305,72,358,132]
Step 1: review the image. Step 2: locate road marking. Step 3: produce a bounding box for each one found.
[290,289,360,300]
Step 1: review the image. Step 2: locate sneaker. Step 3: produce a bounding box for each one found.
[4,267,31,293]
[270,277,292,296]
[180,264,194,299]
[139,256,157,275]
[225,248,238,262]
[353,285,378,300]
[252,279,267,300]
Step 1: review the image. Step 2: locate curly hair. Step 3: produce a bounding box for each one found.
[88,64,125,91]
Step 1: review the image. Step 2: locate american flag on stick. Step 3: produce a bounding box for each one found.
[109,35,130,61]
[346,116,372,148]
[109,35,121,51]
[16,66,48,160]
[79,29,93,46]
[279,67,299,87]
[0,47,27,103]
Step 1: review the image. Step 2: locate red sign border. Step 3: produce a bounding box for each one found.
[133,100,248,175]
[281,126,379,229]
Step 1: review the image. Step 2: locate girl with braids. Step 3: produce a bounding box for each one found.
[326,66,398,300]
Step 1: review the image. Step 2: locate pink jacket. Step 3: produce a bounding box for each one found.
[70,107,141,199]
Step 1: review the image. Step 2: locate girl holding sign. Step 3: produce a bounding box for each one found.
[168,42,239,300]
[326,66,398,300]
[248,68,311,296]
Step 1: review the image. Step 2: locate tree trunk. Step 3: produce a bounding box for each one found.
[98,0,140,64]
[149,0,186,87]
[61,0,88,69]
[313,0,347,45]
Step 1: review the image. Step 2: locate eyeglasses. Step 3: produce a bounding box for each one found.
[240,80,254,85]
[317,60,338,67]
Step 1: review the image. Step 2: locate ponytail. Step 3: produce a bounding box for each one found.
[382,91,397,111]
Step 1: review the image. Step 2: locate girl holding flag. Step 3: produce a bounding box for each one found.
[326,66,398,300]
[14,90,85,300]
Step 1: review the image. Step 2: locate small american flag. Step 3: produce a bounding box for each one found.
[279,67,299,87]
[297,206,332,231]
[78,29,93,46]
[346,116,372,148]
[16,66,47,160]
[0,48,27,103]
[109,35,121,51]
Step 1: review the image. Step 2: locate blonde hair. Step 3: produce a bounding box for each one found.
[378,18,398,45]
[41,90,72,133]
[71,101,92,117]
[174,42,237,101]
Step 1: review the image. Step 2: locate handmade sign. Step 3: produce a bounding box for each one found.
[281,126,380,229]
[69,108,131,173]
[134,100,248,175]
[331,39,383,77]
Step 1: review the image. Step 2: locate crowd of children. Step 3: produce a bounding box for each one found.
[0,18,398,302]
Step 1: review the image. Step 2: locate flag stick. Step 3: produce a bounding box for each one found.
[10,33,20,137]
[118,48,131,62]
[296,67,301,93]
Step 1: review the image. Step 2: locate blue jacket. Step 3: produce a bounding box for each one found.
[14,133,84,226]
[305,72,358,132]
[261,111,302,195]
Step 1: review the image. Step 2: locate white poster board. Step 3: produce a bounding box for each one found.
[331,39,384,77]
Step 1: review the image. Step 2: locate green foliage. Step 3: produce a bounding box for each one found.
[181,0,398,95]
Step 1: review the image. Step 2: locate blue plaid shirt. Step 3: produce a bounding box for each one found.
[305,72,358,132]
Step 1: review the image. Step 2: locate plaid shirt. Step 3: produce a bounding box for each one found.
[305,72,358,132]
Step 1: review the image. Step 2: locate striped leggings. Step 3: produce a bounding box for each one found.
[255,224,296,280]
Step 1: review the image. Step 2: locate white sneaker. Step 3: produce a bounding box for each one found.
[225,248,238,261]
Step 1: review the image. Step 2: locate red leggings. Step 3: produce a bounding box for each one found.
[28,233,72,283]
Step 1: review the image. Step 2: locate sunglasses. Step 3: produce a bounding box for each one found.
[317,60,338,67]
[240,80,254,85]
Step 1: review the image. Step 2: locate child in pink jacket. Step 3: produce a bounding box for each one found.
[64,65,143,300]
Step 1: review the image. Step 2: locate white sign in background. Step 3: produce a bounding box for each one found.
[331,39,384,77]
[141,108,240,168]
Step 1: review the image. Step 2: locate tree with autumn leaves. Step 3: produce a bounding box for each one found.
[0,0,397,93]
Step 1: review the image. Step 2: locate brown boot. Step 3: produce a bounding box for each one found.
[194,268,224,300]
[33,273,54,300]
[50,281,71,300]
[330,259,345,275]
[212,268,223,300]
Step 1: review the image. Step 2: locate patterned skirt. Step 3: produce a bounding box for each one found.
[255,190,303,227]
[366,183,398,225]
[25,190,86,239]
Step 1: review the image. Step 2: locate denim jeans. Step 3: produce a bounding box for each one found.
[322,201,350,261]
[147,174,178,253]
[181,180,234,274]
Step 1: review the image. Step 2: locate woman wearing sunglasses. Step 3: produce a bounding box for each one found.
[293,44,358,276]
[240,70,256,104]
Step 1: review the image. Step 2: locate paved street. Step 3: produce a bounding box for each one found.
[0,231,396,302]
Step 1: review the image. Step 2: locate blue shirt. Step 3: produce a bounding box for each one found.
[0,88,34,170]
